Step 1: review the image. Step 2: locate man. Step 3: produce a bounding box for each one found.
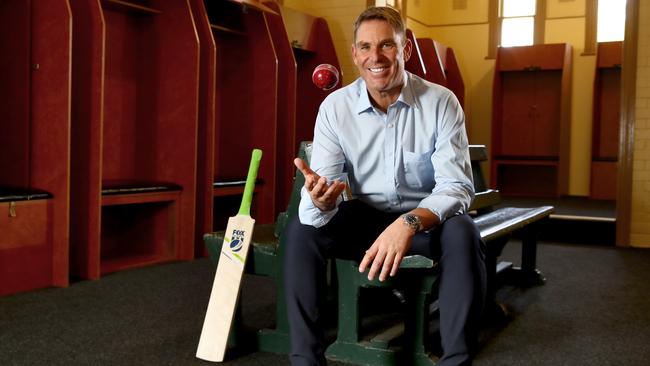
[284,6,486,366]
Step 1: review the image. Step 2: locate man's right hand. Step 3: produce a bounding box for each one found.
[294,158,347,212]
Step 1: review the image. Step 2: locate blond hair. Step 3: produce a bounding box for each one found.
[353,6,406,45]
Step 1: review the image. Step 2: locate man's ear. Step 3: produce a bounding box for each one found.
[403,38,413,63]
[351,43,358,65]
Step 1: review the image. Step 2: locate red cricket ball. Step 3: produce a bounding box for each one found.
[312,64,340,91]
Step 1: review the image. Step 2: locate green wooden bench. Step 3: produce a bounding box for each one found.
[203,142,553,364]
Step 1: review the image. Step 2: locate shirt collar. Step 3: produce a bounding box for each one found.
[354,71,418,114]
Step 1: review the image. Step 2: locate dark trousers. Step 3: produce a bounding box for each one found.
[284,200,487,366]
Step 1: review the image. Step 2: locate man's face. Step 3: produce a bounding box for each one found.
[352,19,411,97]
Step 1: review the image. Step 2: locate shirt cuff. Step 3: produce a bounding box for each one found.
[417,195,464,223]
[297,188,340,228]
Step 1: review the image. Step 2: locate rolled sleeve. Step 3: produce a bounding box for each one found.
[298,187,342,227]
[297,106,346,227]
[418,94,474,222]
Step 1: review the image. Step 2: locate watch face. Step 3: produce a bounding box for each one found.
[402,214,421,232]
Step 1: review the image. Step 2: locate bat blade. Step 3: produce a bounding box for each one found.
[196,149,262,362]
[196,215,255,362]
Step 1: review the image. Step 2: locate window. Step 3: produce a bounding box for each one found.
[584,0,626,54]
[368,0,406,14]
[597,0,626,42]
[500,0,536,47]
[488,0,545,58]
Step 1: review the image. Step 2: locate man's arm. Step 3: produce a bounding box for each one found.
[297,107,348,227]
[419,94,474,222]
[294,158,347,212]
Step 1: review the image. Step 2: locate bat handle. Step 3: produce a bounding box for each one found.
[239,149,263,216]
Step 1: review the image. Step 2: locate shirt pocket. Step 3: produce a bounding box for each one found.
[403,150,435,189]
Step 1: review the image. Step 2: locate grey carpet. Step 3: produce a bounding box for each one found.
[1,241,649,365]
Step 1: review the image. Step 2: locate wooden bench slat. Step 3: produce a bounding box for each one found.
[399,255,436,269]
[469,144,488,161]
[0,186,52,202]
[469,189,501,212]
[101,180,182,195]
[475,206,554,242]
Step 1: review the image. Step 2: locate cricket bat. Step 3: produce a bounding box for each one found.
[196,149,262,362]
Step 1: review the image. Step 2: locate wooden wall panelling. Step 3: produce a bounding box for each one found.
[558,43,573,196]
[533,71,563,157]
[69,0,103,280]
[411,37,466,107]
[148,0,199,263]
[443,47,465,108]
[591,41,623,200]
[264,1,298,213]
[404,29,427,80]
[491,43,572,197]
[0,0,72,295]
[0,0,31,187]
[207,0,278,229]
[30,0,72,288]
[282,6,342,151]
[188,0,217,257]
[69,0,199,279]
[414,37,446,85]
[497,43,566,71]
[499,72,536,156]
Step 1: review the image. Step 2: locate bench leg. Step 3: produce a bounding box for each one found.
[257,271,291,354]
[499,225,546,287]
[326,260,401,364]
[326,260,438,366]
[514,225,546,286]
[403,276,438,366]
[484,238,510,323]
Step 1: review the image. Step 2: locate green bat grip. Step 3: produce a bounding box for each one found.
[239,149,263,216]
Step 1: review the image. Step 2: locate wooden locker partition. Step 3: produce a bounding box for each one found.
[191,1,340,254]
[282,6,341,150]
[414,37,466,107]
[591,41,622,200]
[189,0,217,256]
[442,46,465,108]
[264,1,298,215]
[414,37,446,85]
[491,43,572,197]
[69,0,199,279]
[405,29,427,81]
[203,0,278,233]
[0,0,71,296]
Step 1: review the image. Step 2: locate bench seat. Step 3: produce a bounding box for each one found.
[207,205,554,272]
[475,206,554,242]
[101,180,182,195]
[0,186,52,202]
[213,178,264,188]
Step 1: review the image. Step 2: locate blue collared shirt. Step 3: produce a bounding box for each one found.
[299,71,474,228]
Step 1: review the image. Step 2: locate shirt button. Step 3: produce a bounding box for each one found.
[387,123,394,128]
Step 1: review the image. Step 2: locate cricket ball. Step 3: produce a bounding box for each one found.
[312,64,340,91]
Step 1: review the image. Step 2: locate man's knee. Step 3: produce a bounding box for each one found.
[439,214,485,261]
[284,216,319,259]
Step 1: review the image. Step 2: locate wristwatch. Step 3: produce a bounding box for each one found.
[401,213,422,233]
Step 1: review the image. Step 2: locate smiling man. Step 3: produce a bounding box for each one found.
[284,6,487,366]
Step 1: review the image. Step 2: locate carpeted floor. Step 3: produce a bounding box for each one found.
[1,240,649,365]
